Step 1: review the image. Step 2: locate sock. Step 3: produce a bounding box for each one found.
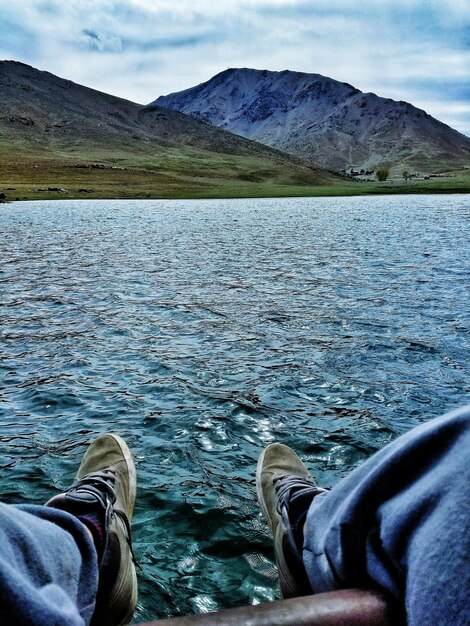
[77,510,106,560]
[288,487,320,553]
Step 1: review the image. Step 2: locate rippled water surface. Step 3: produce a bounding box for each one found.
[1,196,469,621]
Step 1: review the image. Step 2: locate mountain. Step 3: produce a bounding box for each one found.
[0,62,335,200]
[155,68,470,174]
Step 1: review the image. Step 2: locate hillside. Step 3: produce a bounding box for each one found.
[0,62,335,201]
[155,68,470,174]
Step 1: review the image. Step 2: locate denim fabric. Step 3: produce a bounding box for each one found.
[303,406,470,626]
[0,503,98,625]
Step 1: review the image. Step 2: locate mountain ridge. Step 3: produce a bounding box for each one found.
[155,68,470,173]
[0,61,335,199]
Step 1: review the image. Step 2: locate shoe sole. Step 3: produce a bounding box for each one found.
[256,445,275,531]
[107,434,138,625]
[107,433,137,521]
[109,434,138,619]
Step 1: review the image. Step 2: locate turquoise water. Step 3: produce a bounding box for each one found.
[0,195,469,621]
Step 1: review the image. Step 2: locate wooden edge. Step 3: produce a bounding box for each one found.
[135,588,398,626]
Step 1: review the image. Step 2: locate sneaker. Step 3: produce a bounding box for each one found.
[256,442,327,598]
[47,434,138,626]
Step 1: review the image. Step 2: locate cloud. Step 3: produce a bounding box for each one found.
[82,29,122,52]
[0,0,469,135]
[122,32,223,52]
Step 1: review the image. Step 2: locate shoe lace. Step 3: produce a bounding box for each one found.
[115,509,142,570]
[68,469,117,507]
[274,475,327,556]
[273,474,322,517]
[68,469,141,570]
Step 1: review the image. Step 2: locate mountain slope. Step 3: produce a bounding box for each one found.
[0,61,335,200]
[155,68,470,173]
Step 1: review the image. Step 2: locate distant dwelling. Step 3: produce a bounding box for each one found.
[341,167,374,177]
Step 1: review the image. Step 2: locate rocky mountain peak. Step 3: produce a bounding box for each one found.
[155,68,470,173]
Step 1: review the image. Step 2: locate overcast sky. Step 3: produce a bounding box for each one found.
[1,0,469,136]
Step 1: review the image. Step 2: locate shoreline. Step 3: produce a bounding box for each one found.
[2,186,470,203]
[2,175,470,203]
[2,164,469,203]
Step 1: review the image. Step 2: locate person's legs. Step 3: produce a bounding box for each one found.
[47,434,138,626]
[303,406,469,625]
[258,406,470,626]
[0,502,97,625]
[0,433,137,626]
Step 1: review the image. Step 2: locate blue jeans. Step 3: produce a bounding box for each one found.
[0,408,468,625]
[0,503,97,625]
[303,405,470,626]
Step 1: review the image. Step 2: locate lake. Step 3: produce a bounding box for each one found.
[1,195,469,622]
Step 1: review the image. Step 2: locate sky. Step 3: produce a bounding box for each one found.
[1,0,469,136]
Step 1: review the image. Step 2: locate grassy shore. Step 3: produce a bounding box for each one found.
[1,153,469,202]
